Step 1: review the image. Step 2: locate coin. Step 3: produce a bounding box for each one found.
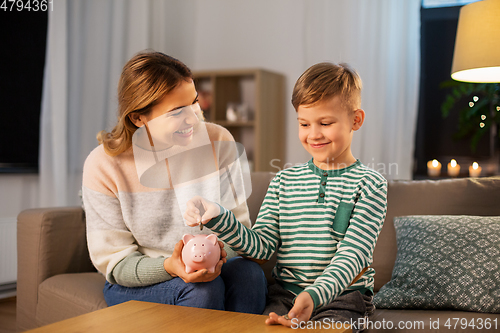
[199,222,203,230]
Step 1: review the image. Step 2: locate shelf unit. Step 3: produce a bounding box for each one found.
[193,69,285,172]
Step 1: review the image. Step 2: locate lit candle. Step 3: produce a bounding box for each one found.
[469,162,482,177]
[427,159,441,177]
[447,159,461,177]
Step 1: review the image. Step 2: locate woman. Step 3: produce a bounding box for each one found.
[82,50,267,313]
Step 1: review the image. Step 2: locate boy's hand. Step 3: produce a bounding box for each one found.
[265,292,314,327]
[164,240,227,283]
[184,196,220,226]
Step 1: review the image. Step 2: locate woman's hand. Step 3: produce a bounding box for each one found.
[265,292,314,327]
[184,196,221,226]
[163,239,227,283]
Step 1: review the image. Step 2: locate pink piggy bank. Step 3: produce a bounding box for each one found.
[182,234,221,274]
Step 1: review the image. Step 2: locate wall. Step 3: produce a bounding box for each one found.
[189,0,309,168]
[0,174,39,285]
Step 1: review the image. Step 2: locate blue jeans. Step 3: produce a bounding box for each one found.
[103,256,267,314]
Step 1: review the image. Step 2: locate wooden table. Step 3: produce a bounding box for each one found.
[26,301,351,333]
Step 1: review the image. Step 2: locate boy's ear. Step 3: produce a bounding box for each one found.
[352,109,365,131]
[128,112,145,127]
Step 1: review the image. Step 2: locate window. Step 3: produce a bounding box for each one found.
[413,3,491,177]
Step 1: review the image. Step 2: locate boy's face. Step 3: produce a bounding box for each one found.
[297,95,364,170]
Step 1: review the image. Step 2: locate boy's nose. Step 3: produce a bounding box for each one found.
[308,126,323,139]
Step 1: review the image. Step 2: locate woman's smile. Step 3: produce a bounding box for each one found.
[175,126,194,137]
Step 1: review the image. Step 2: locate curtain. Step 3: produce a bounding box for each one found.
[39,0,420,207]
[190,0,420,180]
[303,0,421,180]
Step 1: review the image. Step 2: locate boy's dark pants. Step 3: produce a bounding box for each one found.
[264,283,374,332]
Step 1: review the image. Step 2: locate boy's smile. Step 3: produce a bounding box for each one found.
[297,95,364,170]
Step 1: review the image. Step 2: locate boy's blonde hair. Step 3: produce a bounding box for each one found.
[292,62,362,112]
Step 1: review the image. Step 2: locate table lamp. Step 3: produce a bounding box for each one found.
[451,0,500,83]
[450,0,500,175]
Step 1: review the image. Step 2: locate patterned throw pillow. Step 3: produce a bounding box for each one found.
[374,215,500,313]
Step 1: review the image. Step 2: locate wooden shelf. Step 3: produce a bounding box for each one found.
[194,69,285,172]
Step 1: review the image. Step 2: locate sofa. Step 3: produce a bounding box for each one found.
[17,172,500,332]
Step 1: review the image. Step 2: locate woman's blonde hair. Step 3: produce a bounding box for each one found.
[291,62,362,112]
[97,50,193,156]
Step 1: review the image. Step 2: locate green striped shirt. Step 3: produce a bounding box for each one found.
[206,159,387,309]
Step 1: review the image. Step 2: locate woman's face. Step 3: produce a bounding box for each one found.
[134,79,201,149]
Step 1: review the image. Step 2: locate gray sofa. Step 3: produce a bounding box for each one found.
[17,173,500,332]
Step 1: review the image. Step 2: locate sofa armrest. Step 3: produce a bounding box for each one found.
[17,207,96,331]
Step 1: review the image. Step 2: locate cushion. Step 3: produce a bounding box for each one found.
[374,215,500,313]
[36,272,107,326]
[372,177,500,292]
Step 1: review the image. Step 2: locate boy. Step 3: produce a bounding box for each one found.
[184,62,387,331]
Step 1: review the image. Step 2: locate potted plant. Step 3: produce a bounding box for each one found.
[441,81,500,155]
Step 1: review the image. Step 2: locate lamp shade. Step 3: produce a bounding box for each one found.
[451,0,500,83]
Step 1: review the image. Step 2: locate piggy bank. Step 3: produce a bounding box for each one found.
[181,234,221,273]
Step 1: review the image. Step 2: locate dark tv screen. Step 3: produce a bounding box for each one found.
[0,10,47,173]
